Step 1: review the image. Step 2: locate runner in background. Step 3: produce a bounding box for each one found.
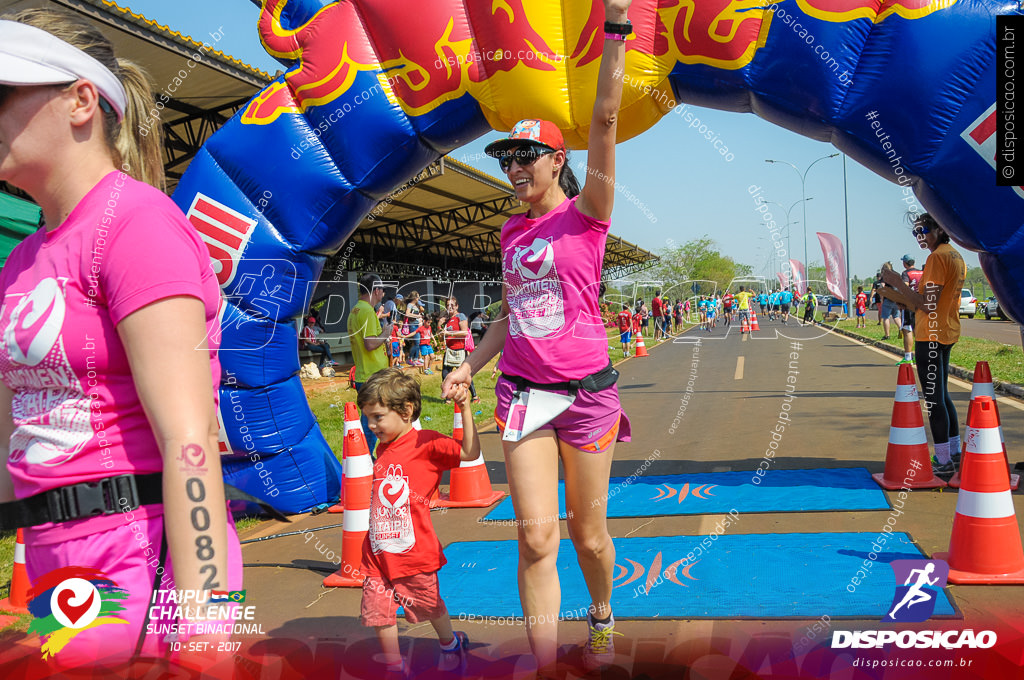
[735,286,754,334]
[802,288,817,325]
[779,286,793,324]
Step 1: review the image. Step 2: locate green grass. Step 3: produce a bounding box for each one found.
[833,318,1024,385]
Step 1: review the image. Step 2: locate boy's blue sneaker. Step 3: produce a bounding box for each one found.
[438,631,469,673]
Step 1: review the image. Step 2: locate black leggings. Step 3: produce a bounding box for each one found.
[442,363,477,399]
[915,340,958,445]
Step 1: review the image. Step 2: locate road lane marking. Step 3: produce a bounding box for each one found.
[734,356,744,380]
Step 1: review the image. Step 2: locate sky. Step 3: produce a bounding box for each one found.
[120,0,983,284]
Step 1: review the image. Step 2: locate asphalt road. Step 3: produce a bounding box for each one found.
[234,315,1024,679]
[958,316,1022,347]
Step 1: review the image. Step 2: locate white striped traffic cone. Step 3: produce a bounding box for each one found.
[323,403,372,587]
[634,334,649,357]
[949,361,1019,490]
[872,363,946,490]
[934,396,1024,583]
[0,529,30,614]
[328,406,363,513]
[437,403,505,508]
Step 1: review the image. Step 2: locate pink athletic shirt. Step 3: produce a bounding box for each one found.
[0,171,222,543]
[497,196,609,382]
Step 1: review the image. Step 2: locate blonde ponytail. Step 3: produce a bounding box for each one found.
[114,59,165,190]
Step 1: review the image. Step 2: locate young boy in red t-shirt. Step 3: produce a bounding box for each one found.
[617,303,633,357]
[357,367,481,675]
[855,286,868,328]
[416,324,435,375]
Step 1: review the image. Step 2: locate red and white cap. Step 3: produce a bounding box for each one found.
[484,119,566,157]
[0,19,127,121]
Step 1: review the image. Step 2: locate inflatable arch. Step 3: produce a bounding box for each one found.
[171,0,1022,512]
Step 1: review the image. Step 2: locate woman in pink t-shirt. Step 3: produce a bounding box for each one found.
[441,0,632,673]
[0,10,238,664]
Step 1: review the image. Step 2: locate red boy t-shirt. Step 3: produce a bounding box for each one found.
[651,296,664,317]
[417,325,432,346]
[362,428,462,579]
[617,310,631,332]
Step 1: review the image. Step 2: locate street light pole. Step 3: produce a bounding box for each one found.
[765,153,840,285]
[758,198,812,282]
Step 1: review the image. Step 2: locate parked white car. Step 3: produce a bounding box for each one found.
[958,289,976,318]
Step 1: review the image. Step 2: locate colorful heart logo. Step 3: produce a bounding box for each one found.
[56,587,94,626]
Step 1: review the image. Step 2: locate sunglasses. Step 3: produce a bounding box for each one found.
[911,226,931,237]
[498,146,555,173]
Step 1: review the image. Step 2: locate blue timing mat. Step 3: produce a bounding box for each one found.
[482,468,891,521]
[440,532,958,619]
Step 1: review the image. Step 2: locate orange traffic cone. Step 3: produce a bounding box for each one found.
[328,404,363,513]
[437,403,505,508]
[934,396,1024,583]
[750,311,760,331]
[634,334,649,358]
[323,403,373,587]
[872,363,947,490]
[949,362,1019,490]
[0,529,30,614]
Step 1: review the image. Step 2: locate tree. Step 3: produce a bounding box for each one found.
[629,236,752,299]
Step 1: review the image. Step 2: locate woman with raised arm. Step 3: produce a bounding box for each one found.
[441,0,632,674]
[0,9,238,664]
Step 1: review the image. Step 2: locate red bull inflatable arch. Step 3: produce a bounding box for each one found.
[172,0,1022,512]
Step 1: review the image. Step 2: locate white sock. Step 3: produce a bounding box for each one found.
[440,635,459,652]
[935,441,951,464]
[949,435,961,457]
[904,352,912,361]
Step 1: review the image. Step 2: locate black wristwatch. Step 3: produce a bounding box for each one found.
[604,20,633,36]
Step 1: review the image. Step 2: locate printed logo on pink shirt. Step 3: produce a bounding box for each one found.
[4,277,65,367]
[1,278,91,466]
[512,237,555,280]
[506,237,564,338]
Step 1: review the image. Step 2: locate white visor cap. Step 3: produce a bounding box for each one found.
[0,19,126,121]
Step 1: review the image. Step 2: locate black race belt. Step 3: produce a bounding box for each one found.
[503,361,619,396]
[0,473,288,531]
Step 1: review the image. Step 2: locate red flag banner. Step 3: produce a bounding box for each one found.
[788,259,806,292]
[816,232,848,299]
[777,271,789,289]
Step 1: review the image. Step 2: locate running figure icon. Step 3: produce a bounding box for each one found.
[887,563,938,620]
